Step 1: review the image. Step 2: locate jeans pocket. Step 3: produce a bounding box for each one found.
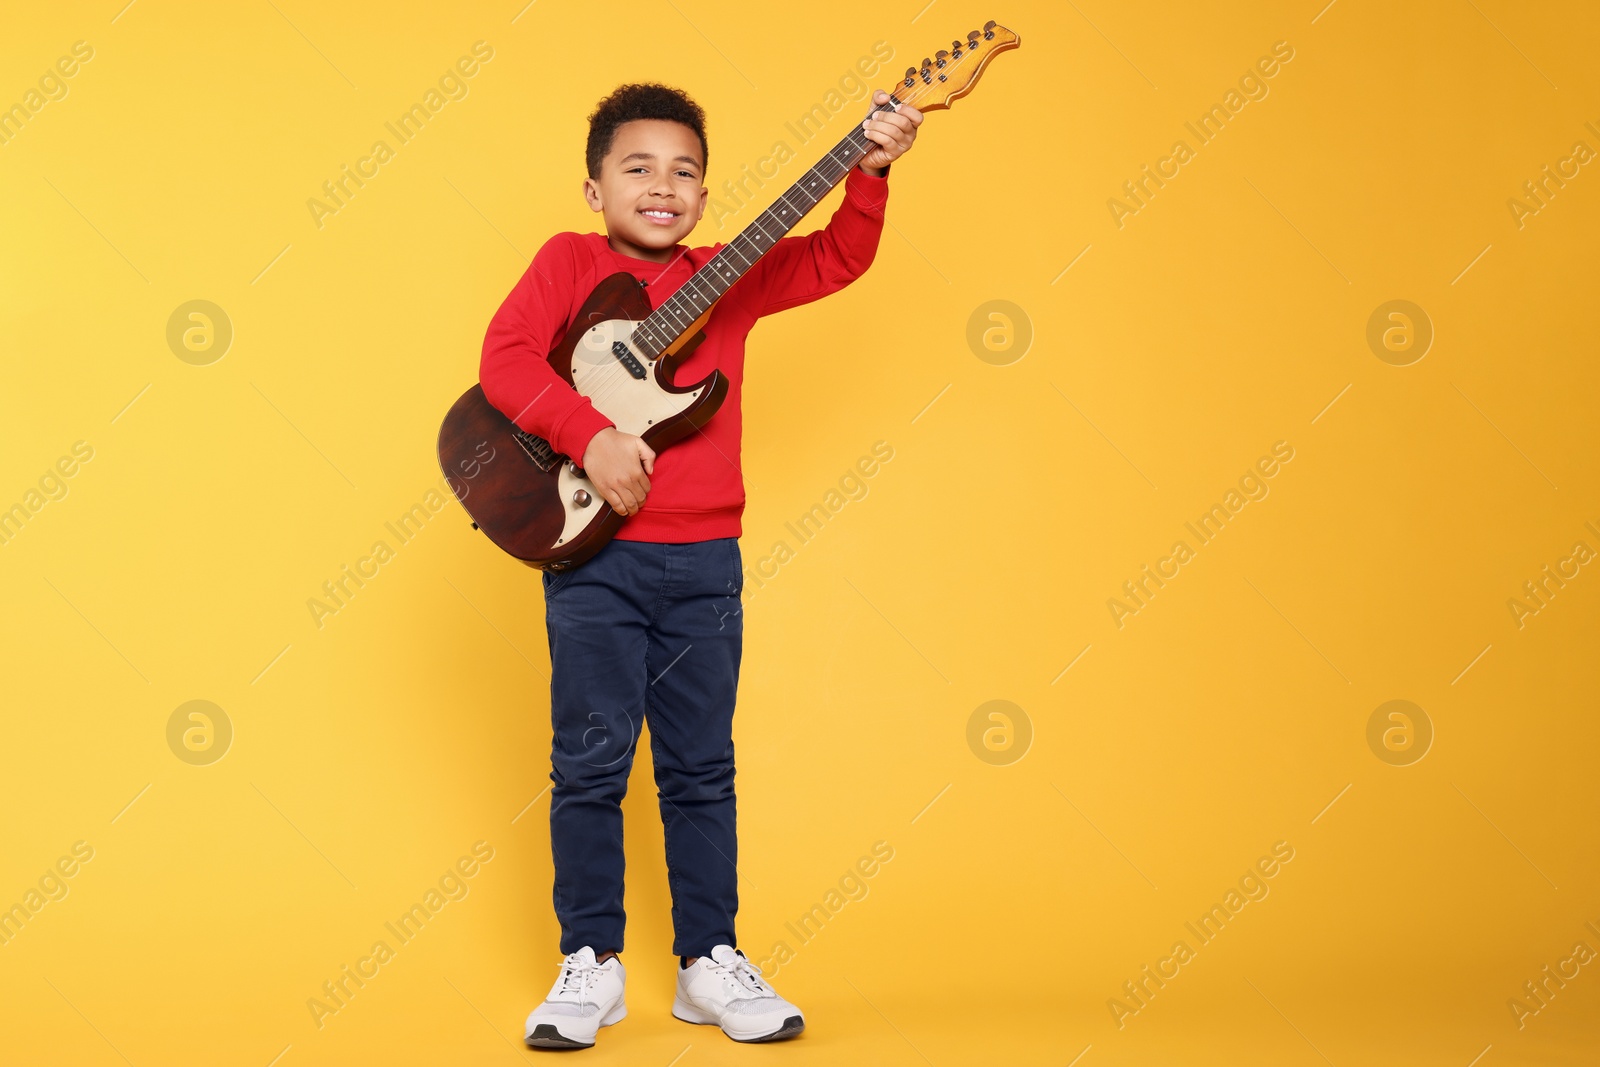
[726,538,743,596]
[543,565,576,601]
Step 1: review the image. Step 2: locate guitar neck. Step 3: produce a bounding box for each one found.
[629,95,900,359]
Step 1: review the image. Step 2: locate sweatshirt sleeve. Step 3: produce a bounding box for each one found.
[740,165,889,319]
[479,232,616,463]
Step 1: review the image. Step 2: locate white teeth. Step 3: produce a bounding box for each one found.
[643,210,676,218]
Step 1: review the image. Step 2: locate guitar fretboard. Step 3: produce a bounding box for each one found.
[628,97,900,359]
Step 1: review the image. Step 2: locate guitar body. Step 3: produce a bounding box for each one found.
[438,271,727,571]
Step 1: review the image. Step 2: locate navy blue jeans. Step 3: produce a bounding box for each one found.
[541,535,743,958]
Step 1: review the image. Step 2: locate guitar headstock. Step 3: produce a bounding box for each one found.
[896,20,1020,112]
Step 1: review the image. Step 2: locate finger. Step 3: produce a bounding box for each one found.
[864,102,902,126]
[879,114,915,139]
[880,130,906,154]
[639,445,655,474]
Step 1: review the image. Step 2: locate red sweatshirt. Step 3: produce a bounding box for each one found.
[479,165,889,543]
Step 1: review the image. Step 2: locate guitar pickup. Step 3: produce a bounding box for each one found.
[612,340,646,379]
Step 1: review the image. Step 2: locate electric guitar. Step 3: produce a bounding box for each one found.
[438,20,1020,570]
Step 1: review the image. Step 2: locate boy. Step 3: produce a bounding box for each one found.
[479,81,920,1049]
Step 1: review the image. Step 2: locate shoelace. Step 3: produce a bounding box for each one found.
[552,955,605,1011]
[712,953,773,998]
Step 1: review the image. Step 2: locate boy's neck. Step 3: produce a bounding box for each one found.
[606,233,678,264]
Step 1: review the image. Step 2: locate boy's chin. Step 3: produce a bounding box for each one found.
[626,227,684,247]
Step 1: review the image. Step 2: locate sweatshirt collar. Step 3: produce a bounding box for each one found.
[594,231,692,269]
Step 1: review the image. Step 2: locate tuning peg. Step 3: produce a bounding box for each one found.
[968,29,981,42]
[983,19,996,39]
[922,57,933,68]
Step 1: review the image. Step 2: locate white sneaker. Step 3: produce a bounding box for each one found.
[524,946,627,1049]
[672,944,805,1042]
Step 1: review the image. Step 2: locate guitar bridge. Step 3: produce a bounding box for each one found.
[511,428,562,473]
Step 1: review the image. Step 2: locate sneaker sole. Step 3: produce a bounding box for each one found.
[672,998,804,1043]
[525,1002,627,1049]
[525,1024,593,1050]
[735,1014,805,1043]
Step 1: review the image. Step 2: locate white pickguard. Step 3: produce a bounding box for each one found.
[552,318,710,548]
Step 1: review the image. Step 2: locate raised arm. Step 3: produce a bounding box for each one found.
[738,165,890,319]
[739,87,921,318]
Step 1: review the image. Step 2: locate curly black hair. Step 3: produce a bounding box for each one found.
[585,82,708,181]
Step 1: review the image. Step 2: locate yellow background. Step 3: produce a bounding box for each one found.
[3,1,1597,1064]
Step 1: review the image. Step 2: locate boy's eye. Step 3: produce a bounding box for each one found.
[628,167,697,178]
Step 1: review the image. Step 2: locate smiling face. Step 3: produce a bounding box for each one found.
[583,118,709,263]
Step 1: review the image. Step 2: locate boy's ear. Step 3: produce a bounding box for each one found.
[582,176,605,213]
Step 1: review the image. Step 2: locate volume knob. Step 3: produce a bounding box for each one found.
[573,489,592,508]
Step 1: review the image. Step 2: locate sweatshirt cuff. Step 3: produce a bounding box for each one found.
[552,403,615,467]
[846,164,889,212]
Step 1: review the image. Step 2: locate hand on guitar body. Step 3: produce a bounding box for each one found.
[582,427,656,517]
